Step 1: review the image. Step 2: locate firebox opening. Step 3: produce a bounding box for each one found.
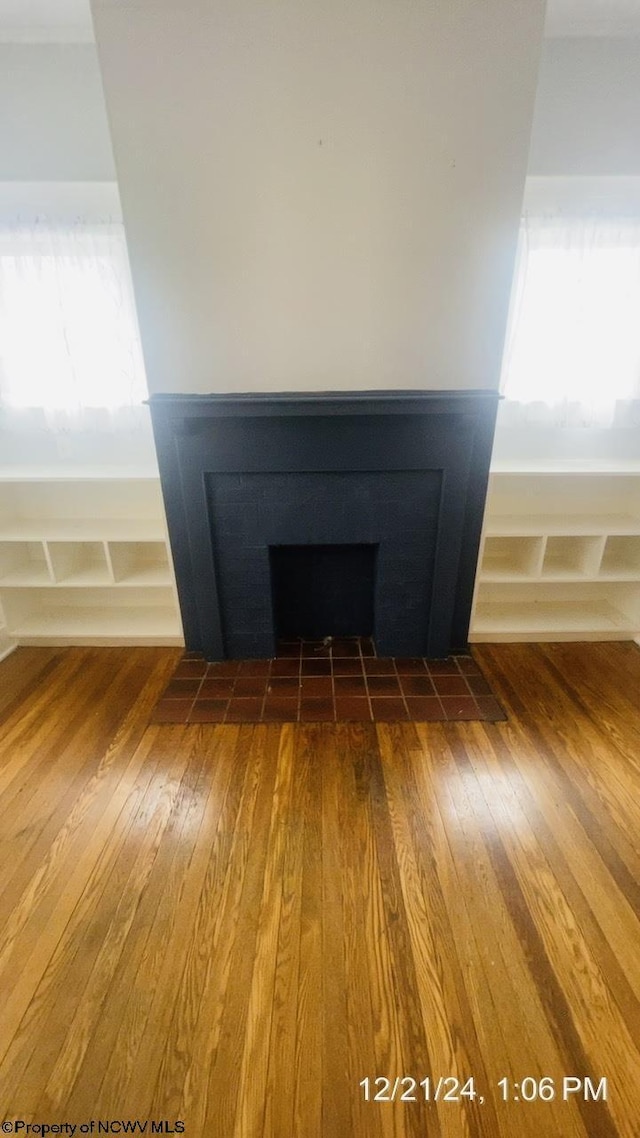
[269,543,378,641]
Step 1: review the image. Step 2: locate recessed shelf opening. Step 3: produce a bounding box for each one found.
[600,536,640,577]
[541,536,603,578]
[0,541,51,585]
[48,542,111,585]
[108,542,171,585]
[481,536,542,578]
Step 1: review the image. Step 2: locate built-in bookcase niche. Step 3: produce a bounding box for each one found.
[0,472,183,647]
[471,466,640,642]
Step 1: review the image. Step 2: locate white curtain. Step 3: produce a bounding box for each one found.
[499,215,640,428]
[0,220,151,434]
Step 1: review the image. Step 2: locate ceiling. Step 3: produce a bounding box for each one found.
[0,0,639,42]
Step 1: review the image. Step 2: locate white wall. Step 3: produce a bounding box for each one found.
[91,0,546,396]
[528,37,640,176]
[493,38,640,465]
[0,44,116,180]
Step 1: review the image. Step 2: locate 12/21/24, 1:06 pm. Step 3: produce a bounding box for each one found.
[359,1076,608,1104]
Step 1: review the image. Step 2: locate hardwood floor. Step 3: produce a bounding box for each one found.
[0,642,639,1137]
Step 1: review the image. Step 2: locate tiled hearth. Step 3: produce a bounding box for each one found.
[151,638,506,724]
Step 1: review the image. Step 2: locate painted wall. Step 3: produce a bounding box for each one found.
[0,44,116,181]
[528,37,640,176]
[91,0,545,395]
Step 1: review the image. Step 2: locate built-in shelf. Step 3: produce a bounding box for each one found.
[0,472,183,647]
[599,535,640,579]
[108,541,171,586]
[0,541,52,586]
[484,512,640,537]
[541,536,604,579]
[471,467,640,642]
[471,600,632,641]
[481,536,544,580]
[1,587,182,646]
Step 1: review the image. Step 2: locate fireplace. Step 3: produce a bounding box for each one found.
[149,390,499,659]
[269,543,378,640]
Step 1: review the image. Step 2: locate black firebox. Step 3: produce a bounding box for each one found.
[149,390,499,659]
[269,543,378,641]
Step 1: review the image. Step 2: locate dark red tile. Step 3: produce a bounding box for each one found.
[400,675,436,696]
[206,660,241,677]
[394,658,428,674]
[234,677,268,698]
[299,697,335,721]
[271,658,300,678]
[163,677,202,698]
[199,677,235,698]
[405,697,445,720]
[370,697,409,721]
[360,638,376,657]
[334,675,367,697]
[465,674,493,697]
[367,675,402,696]
[440,696,482,720]
[330,639,360,657]
[427,659,460,675]
[432,675,469,696]
[173,660,208,679]
[335,697,372,721]
[263,696,299,721]
[225,698,264,722]
[475,696,507,721]
[150,698,193,723]
[301,640,331,657]
[237,659,271,677]
[362,657,396,675]
[301,659,332,676]
[267,677,300,695]
[300,676,333,698]
[455,655,482,675]
[188,699,228,723]
[331,658,364,676]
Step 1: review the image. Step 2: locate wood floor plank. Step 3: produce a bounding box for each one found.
[0,646,63,719]
[262,727,310,1138]
[168,725,280,1134]
[97,725,242,1119]
[412,722,587,1138]
[480,645,640,888]
[290,725,324,1138]
[0,643,639,1137]
[457,727,637,1137]
[320,724,357,1137]
[60,725,232,1119]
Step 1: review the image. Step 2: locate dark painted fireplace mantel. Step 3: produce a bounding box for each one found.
[149,390,499,660]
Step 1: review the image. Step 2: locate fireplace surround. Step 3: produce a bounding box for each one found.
[149,390,499,659]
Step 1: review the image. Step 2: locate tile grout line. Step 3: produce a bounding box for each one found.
[360,641,375,722]
[160,641,506,724]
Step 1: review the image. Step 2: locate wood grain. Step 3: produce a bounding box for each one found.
[0,643,639,1136]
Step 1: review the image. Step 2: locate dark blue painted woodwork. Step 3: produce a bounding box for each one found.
[148,390,499,659]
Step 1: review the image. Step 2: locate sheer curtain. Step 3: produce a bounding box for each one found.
[0,220,150,435]
[499,215,640,427]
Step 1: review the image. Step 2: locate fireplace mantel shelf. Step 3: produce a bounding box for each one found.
[148,389,499,418]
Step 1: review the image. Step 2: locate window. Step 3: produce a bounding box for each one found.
[0,220,149,431]
[500,215,640,427]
